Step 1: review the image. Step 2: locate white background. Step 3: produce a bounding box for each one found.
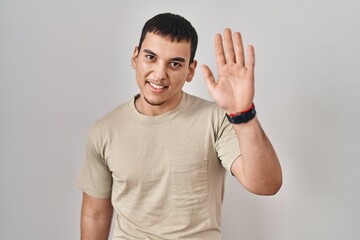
[1,0,359,239]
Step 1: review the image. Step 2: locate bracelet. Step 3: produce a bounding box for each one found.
[226,103,256,124]
[228,103,255,117]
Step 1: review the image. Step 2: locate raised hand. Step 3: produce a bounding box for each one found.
[201,28,255,115]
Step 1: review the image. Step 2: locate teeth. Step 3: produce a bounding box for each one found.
[149,82,165,89]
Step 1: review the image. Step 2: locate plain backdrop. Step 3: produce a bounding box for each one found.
[1,0,359,239]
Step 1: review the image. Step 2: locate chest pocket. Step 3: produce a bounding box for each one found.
[169,159,209,209]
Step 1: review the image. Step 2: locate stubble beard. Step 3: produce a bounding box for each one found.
[144,96,166,106]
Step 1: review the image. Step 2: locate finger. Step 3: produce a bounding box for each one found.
[246,45,255,72]
[234,32,245,66]
[215,33,226,68]
[201,64,216,92]
[223,28,236,63]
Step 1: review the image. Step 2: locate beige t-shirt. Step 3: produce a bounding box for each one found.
[76,92,240,239]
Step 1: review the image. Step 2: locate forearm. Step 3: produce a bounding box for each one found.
[231,116,282,195]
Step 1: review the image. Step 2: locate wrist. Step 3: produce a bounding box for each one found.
[226,103,256,124]
[227,103,255,117]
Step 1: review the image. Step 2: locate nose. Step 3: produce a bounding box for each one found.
[152,62,167,80]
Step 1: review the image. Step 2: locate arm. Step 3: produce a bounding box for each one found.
[202,28,282,195]
[231,117,282,195]
[81,192,113,240]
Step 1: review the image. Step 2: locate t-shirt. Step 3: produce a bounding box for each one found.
[76,92,240,239]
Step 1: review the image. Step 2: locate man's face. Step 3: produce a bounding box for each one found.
[132,32,197,115]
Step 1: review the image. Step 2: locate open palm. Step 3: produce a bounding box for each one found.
[202,28,255,115]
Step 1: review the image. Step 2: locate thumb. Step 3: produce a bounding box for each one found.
[201,65,216,92]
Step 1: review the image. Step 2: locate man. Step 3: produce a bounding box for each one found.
[76,12,282,239]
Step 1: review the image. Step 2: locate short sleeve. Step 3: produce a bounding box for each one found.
[214,111,241,173]
[76,131,112,199]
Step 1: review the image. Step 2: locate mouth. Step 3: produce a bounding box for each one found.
[147,81,168,92]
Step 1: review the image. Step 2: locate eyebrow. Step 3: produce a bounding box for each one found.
[143,49,186,63]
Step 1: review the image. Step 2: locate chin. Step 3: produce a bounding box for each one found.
[144,96,166,106]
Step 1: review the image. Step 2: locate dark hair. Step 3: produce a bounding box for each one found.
[138,13,198,63]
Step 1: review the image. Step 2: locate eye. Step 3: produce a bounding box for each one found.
[145,55,155,61]
[170,62,182,68]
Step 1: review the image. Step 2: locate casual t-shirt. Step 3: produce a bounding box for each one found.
[76,92,240,239]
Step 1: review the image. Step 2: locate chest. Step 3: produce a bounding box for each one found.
[104,120,215,181]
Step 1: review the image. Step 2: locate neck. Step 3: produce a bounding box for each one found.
[134,93,183,116]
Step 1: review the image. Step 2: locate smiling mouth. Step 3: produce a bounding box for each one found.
[148,82,168,90]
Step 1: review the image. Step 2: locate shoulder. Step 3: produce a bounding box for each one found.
[184,92,216,112]
[88,100,132,139]
[183,92,226,120]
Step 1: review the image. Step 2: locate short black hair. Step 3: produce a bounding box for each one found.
[138,13,198,64]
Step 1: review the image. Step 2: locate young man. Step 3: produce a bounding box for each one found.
[76,13,282,239]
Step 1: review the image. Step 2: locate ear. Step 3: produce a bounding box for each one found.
[186,60,197,82]
[131,46,139,69]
